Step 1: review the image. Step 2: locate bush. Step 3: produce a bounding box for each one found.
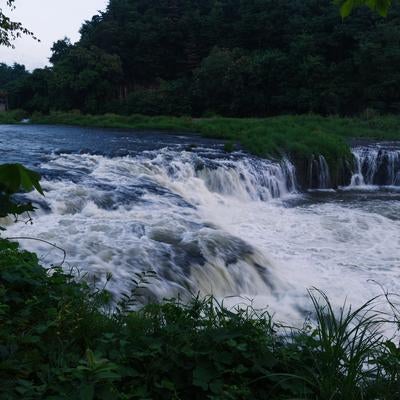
[1,239,400,399]
[0,109,28,124]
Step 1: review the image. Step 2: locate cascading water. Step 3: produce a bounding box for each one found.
[309,155,332,189]
[350,144,400,187]
[5,147,297,307]
[195,156,297,201]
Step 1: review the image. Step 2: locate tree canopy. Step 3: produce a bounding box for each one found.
[1,0,400,117]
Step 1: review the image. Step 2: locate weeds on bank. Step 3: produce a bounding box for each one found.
[4,111,400,175]
[1,239,400,399]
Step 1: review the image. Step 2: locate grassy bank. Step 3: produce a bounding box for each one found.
[1,238,399,399]
[26,112,353,164]
[0,109,28,124]
[3,111,400,181]
[29,112,400,157]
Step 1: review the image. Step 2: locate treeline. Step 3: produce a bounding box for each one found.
[2,0,400,117]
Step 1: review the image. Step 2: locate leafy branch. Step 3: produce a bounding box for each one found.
[0,0,39,47]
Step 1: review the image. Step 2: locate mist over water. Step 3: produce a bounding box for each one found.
[2,125,400,323]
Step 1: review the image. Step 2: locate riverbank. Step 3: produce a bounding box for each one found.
[1,238,399,399]
[2,111,400,185]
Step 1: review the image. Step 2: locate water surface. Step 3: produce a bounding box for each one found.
[2,124,399,322]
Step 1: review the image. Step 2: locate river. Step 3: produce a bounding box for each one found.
[2,124,400,323]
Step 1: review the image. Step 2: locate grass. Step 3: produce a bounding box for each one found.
[0,109,28,124]
[1,238,400,399]
[27,113,351,164]
[31,111,194,132]
[2,110,400,185]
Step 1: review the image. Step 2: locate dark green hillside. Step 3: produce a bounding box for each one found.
[2,0,400,117]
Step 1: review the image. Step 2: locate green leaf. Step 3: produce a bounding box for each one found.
[0,193,36,221]
[0,163,43,195]
[85,349,96,368]
[339,0,355,17]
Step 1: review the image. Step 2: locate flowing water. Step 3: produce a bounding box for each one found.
[1,125,400,322]
[350,142,400,187]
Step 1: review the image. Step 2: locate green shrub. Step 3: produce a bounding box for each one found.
[0,109,28,124]
[1,239,400,399]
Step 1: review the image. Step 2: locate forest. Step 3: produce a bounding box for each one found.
[1,0,400,117]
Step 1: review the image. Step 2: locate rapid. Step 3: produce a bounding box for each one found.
[2,124,400,322]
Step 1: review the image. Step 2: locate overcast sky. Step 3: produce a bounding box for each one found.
[0,0,109,70]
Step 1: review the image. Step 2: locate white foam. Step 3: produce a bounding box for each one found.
[6,149,400,324]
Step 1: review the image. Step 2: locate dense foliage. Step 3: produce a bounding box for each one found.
[2,0,400,116]
[0,238,399,399]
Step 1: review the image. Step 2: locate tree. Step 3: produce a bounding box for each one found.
[0,0,37,47]
[16,68,52,112]
[51,45,123,112]
[2,0,400,117]
[50,37,73,64]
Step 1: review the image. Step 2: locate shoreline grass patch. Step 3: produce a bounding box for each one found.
[2,111,400,186]
[28,112,400,153]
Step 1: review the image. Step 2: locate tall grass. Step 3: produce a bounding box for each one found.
[1,239,400,399]
[26,112,400,171]
[30,111,194,132]
[300,290,386,399]
[28,113,335,170]
[2,110,400,184]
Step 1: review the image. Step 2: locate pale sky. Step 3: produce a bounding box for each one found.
[0,0,109,70]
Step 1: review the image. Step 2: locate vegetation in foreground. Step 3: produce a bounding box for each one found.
[0,238,399,400]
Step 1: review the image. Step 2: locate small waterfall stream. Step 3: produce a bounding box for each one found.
[350,145,400,187]
[309,155,332,189]
[307,144,400,190]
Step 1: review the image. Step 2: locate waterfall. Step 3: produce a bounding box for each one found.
[318,155,331,189]
[309,155,332,189]
[3,124,400,325]
[194,156,297,201]
[6,148,297,305]
[350,145,400,187]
